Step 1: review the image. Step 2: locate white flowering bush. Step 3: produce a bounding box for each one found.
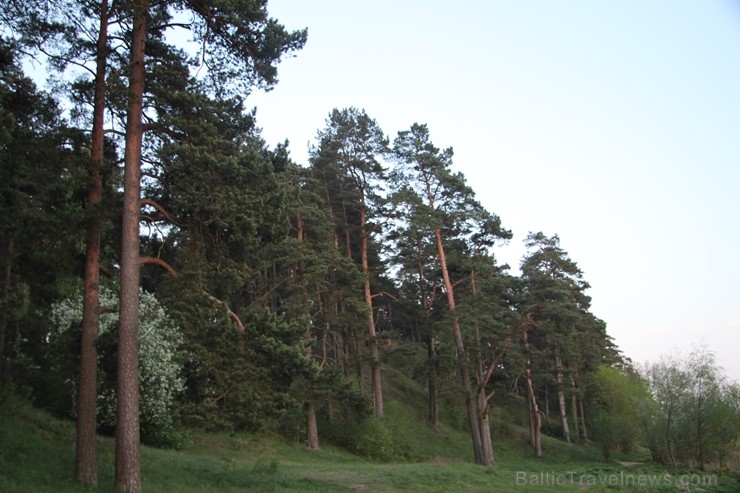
[50,286,185,446]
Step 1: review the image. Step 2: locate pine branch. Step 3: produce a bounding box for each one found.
[477,313,537,397]
[140,198,187,227]
[140,256,245,332]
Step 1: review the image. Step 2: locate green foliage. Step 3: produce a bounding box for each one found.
[0,43,89,387]
[351,416,395,460]
[642,346,740,470]
[1,2,714,478]
[174,0,307,95]
[158,277,316,435]
[590,365,650,459]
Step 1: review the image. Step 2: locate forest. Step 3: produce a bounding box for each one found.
[0,2,738,493]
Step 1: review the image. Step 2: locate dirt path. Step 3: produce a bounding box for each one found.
[616,461,644,467]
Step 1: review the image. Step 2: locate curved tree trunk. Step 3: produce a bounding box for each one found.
[116,1,148,491]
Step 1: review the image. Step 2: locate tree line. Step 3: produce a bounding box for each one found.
[1,2,737,492]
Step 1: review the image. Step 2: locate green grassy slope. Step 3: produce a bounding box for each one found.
[2,375,738,492]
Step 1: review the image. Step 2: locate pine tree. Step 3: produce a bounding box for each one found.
[519,232,605,451]
[110,3,306,490]
[310,107,389,417]
[391,123,510,466]
[0,40,86,382]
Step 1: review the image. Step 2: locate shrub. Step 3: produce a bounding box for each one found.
[50,286,185,447]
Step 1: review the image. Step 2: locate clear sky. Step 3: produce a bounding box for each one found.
[247,0,740,382]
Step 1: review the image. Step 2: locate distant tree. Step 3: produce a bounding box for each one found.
[643,346,740,470]
[385,187,443,427]
[704,382,740,471]
[520,232,600,449]
[0,40,86,390]
[262,160,368,449]
[644,355,689,466]
[391,123,510,466]
[518,233,615,453]
[310,107,389,417]
[590,365,651,460]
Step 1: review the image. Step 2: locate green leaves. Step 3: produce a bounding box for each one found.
[643,346,740,469]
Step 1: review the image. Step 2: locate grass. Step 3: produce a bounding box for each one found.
[2,385,738,492]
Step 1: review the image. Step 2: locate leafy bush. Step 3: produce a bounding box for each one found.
[642,347,740,470]
[352,416,395,460]
[50,286,185,447]
[590,365,648,460]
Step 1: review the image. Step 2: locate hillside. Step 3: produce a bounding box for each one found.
[2,373,738,493]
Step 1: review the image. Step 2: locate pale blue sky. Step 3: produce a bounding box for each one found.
[248,0,740,381]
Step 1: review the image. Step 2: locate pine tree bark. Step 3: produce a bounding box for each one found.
[526,361,542,457]
[303,329,320,450]
[555,352,570,443]
[427,333,439,428]
[418,248,438,428]
[472,276,494,467]
[433,227,483,464]
[116,1,147,491]
[570,377,579,443]
[477,391,494,466]
[578,395,588,441]
[306,400,320,450]
[360,205,383,417]
[297,211,320,450]
[76,1,108,486]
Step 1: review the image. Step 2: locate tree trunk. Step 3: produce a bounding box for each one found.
[433,227,483,464]
[306,400,319,450]
[341,325,350,378]
[116,2,147,491]
[360,206,383,417]
[696,396,705,470]
[76,2,108,486]
[341,199,352,259]
[571,380,579,443]
[0,238,12,382]
[578,395,588,441]
[298,213,320,450]
[418,249,438,428]
[351,326,362,380]
[427,333,439,428]
[526,362,542,457]
[555,352,570,443]
[471,274,494,467]
[477,391,494,466]
[303,333,320,450]
[666,406,677,467]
